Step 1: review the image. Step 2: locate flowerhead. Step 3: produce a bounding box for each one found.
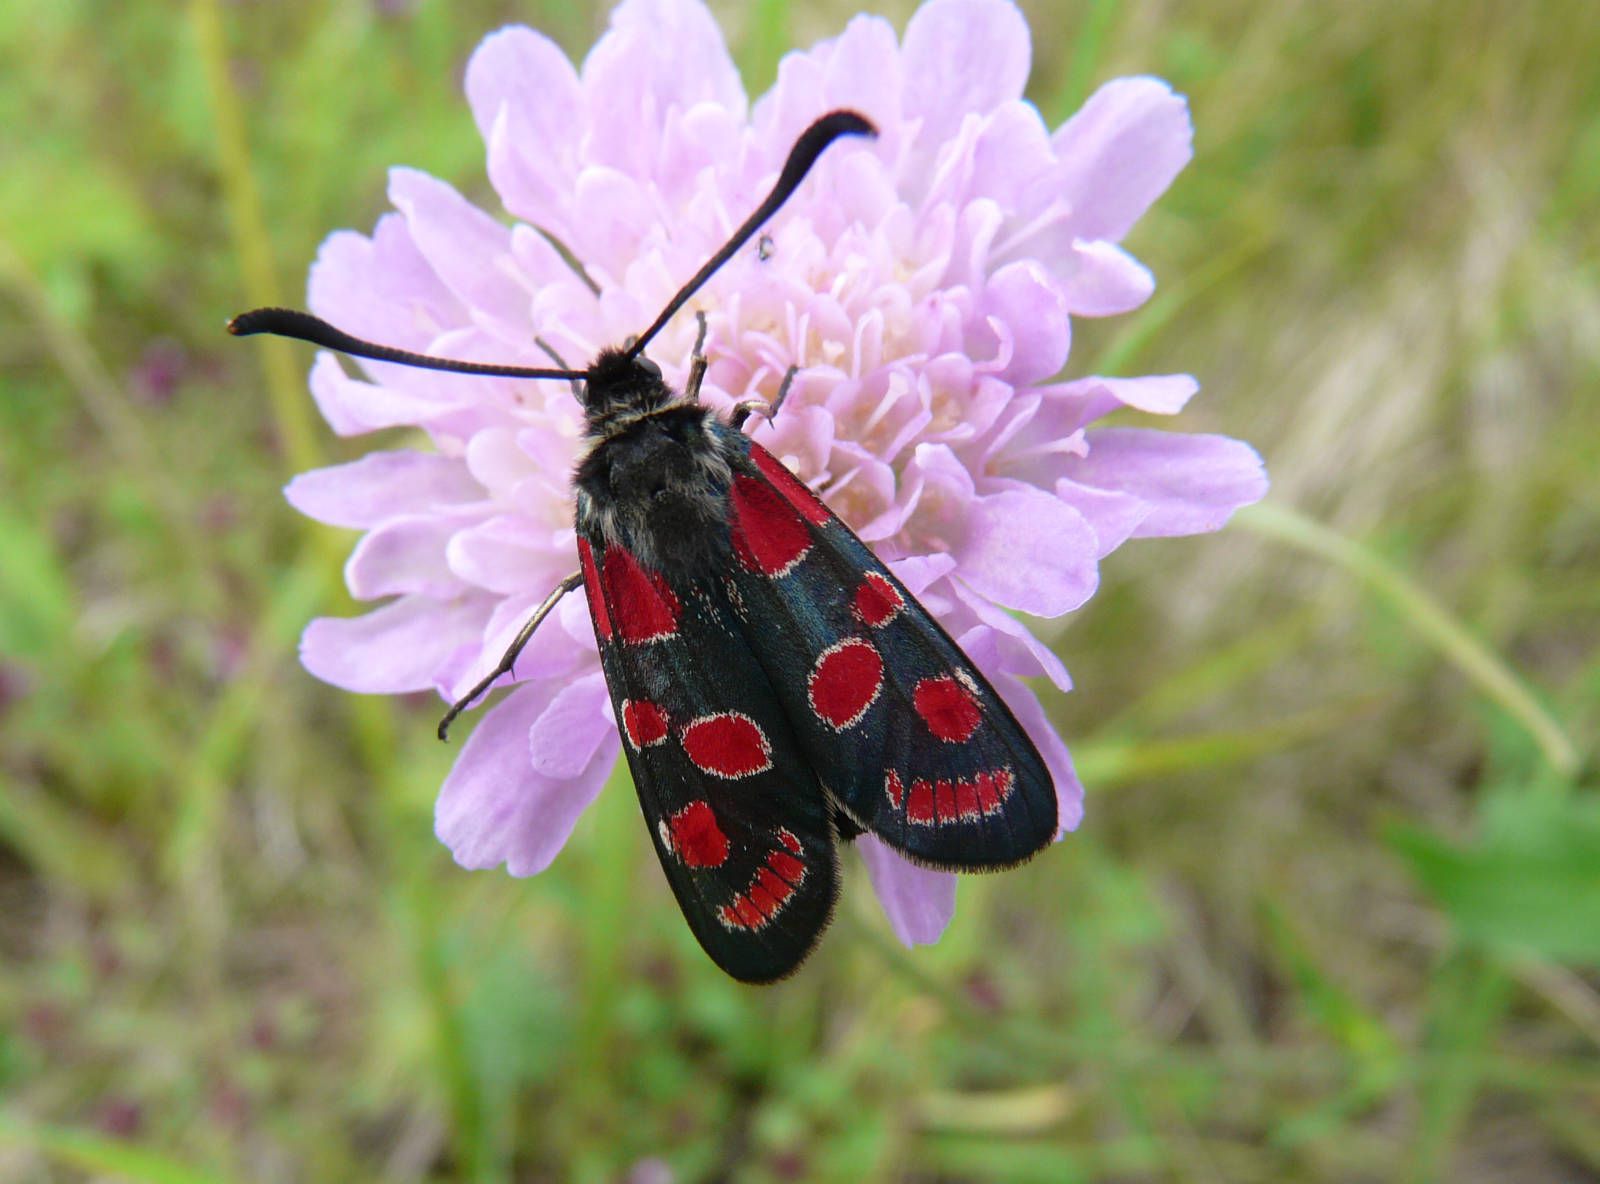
[286,0,1267,948]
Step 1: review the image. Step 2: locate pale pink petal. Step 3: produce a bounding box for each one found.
[568,165,658,284]
[582,0,746,182]
[464,25,585,229]
[887,553,958,597]
[306,216,463,350]
[443,588,596,703]
[820,15,904,135]
[947,582,1073,691]
[1079,373,1199,420]
[435,679,620,876]
[388,168,530,336]
[1051,76,1193,243]
[984,259,1070,383]
[1067,429,1269,537]
[447,515,574,597]
[345,512,477,600]
[993,671,1084,834]
[902,0,1030,141]
[1050,478,1150,557]
[857,834,957,946]
[1062,239,1155,316]
[955,488,1099,616]
[307,354,458,436]
[301,594,491,694]
[529,672,613,778]
[285,451,485,529]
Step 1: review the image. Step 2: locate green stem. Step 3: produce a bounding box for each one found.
[188,0,322,478]
[1235,502,1579,778]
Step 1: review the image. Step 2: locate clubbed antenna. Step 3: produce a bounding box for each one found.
[227,308,585,381]
[625,110,877,359]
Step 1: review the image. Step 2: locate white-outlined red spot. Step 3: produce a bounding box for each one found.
[912,674,982,743]
[621,698,670,749]
[659,799,730,868]
[680,712,774,779]
[716,830,809,931]
[897,767,1016,825]
[806,638,884,731]
[853,572,904,627]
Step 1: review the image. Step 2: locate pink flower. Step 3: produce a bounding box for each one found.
[286,0,1267,949]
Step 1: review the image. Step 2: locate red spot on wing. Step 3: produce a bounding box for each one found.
[748,883,782,918]
[891,767,1016,826]
[913,674,982,742]
[717,836,809,931]
[807,639,884,730]
[621,699,669,748]
[768,851,805,884]
[756,866,793,905]
[600,545,680,643]
[681,712,773,779]
[884,769,904,809]
[730,474,811,576]
[975,771,1003,813]
[853,572,904,627]
[664,800,729,868]
[954,778,980,821]
[750,444,832,525]
[577,537,612,642]
[906,782,935,824]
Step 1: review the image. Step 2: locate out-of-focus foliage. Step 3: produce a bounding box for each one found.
[1,1,1596,1181]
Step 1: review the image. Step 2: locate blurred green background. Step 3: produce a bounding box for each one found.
[2,0,1597,1180]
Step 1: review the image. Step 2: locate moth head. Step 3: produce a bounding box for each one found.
[583,348,671,423]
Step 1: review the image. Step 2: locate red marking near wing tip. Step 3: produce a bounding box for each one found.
[807,638,884,730]
[576,538,612,641]
[718,837,809,930]
[768,850,805,885]
[664,800,729,868]
[748,883,782,918]
[906,782,935,824]
[730,474,811,576]
[621,699,669,749]
[750,445,832,526]
[892,767,1016,826]
[913,674,982,742]
[756,865,793,906]
[600,545,681,643]
[853,572,904,627]
[681,712,773,779]
[884,769,904,809]
[955,778,980,821]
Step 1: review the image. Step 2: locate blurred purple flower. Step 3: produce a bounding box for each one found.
[287,0,1266,948]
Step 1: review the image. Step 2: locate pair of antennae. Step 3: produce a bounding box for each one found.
[229,111,877,381]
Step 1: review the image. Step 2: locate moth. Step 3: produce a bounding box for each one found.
[233,111,1058,982]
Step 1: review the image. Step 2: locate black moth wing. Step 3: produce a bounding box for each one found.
[715,429,1059,870]
[575,531,840,983]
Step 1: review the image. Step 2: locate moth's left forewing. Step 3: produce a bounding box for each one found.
[716,431,1059,870]
[576,532,841,983]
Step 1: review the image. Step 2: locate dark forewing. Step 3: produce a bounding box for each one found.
[576,531,839,983]
[715,431,1058,869]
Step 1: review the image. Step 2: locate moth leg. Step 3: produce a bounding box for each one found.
[684,311,710,402]
[731,364,799,430]
[536,336,582,400]
[437,571,584,742]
